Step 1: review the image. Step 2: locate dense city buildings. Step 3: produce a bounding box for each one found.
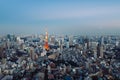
[0,33,120,80]
[0,0,120,80]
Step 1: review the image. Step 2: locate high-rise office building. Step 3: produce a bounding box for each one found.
[59,39,63,52]
[84,37,89,50]
[97,36,104,58]
[100,45,104,58]
[69,35,73,46]
[50,36,55,45]
[64,35,69,48]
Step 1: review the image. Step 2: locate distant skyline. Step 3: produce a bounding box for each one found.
[0,0,120,35]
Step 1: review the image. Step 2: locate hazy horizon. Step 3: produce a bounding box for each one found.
[0,0,120,35]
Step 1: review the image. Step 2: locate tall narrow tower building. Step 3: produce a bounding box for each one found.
[44,31,49,50]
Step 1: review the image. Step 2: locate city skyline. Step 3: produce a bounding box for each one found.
[0,0,120,35]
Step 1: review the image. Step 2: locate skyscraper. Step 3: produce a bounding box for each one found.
[59,39,63,52]
[97,36,104,58]
[64,35,69,48]
[100,37,104,58]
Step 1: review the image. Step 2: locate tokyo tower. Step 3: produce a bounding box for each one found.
[44,31,49,51]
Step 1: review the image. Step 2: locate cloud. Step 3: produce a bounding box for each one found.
[25,6,120,20]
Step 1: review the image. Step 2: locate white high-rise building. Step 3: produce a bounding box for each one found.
[100,36,104,58]
[59,39,63,53]
[100,45,104,58]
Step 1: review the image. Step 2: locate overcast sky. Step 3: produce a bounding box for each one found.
[0,0,120,35]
